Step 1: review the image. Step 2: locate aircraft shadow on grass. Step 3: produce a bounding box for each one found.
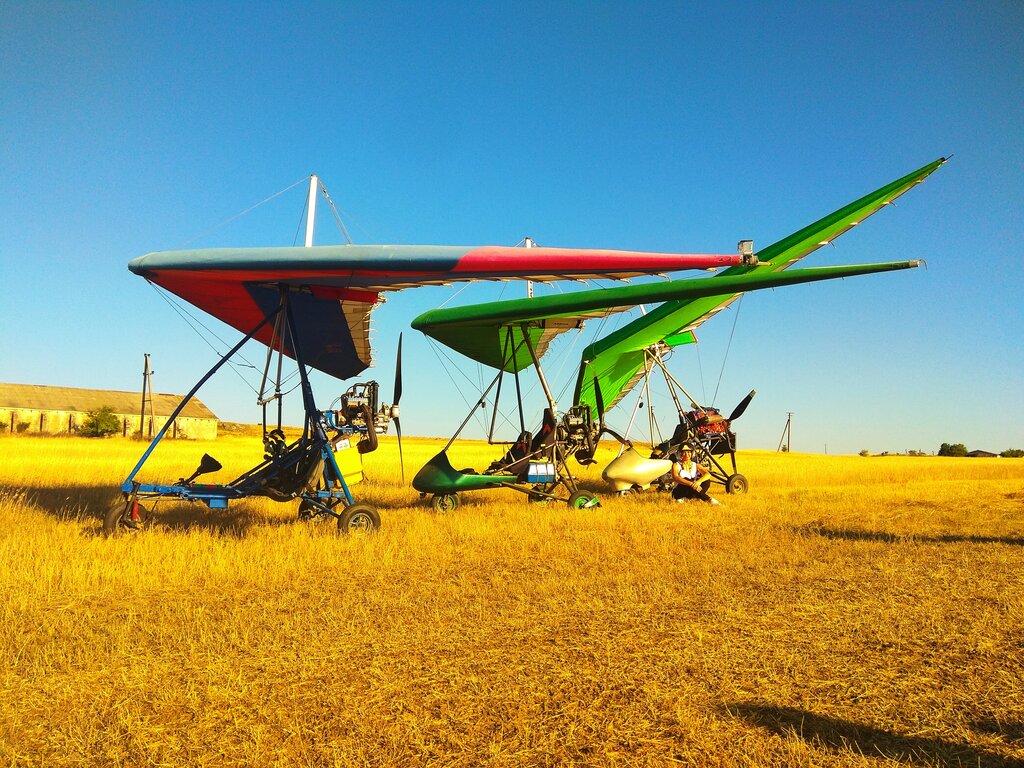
[793,524,1024,548]
[726,703,1024,767]
[0,482,295,538]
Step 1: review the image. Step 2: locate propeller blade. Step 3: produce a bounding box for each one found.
[394,416,405,484]
[393,333,403,406]
[593,377,606,426]
[394,333,405,483]
[728,389,757,422]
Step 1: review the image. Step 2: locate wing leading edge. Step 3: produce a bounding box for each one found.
[130,244,752,380]
[573,157,948,416]
[412,261,922,374]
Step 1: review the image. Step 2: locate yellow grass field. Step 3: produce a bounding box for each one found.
[1,433,1022,766]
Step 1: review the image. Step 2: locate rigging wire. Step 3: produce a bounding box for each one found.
[317,180,353,244]
[424,338,493,431]
[147,282,262,396]
[711,293,744,406]
[174,177,309,249]
[424,338,533,438]
[439,281,473,308]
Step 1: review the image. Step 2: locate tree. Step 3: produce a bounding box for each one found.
[1000,448,1024,458]
[938,442,968,457]
[80,406,121,437]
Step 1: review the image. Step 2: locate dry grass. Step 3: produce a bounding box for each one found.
[1,434,1022,766]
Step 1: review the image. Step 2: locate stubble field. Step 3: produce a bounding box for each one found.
[1,434,1022,766]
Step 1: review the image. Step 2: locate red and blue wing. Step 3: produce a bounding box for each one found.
[129,243,747,380]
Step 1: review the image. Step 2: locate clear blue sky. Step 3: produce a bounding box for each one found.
[2,1,1021,455]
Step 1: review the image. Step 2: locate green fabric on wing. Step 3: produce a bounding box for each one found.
[573,157,947,417]
[413,261,921,372]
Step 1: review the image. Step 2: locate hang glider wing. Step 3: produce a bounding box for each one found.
[129,245,750,380]
[573,157,948,415]
[412,261,922,373]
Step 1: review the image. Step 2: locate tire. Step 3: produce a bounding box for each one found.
[431,493,460,513]
[567,491,599,509]
[338,504,380,535]
[103,498,148,537]
[726,473,749,494]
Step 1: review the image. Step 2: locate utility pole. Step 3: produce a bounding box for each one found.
[777,412,792,453]
[140,354,155,438]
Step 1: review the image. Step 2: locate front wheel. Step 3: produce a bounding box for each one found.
[567,491,599,509]
[432,493,460,513]
[726,474,749,494]
[338,504,380,535]
[103,497,148,537]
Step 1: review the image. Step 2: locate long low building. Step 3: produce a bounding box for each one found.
[0,382,218,439]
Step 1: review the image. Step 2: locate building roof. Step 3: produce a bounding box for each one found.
[0,383,217,420]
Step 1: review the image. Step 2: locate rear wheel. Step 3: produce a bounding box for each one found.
[103,498,148,537]
[567,491,599,509]
[431,493,460,513]
[338,504,380,535]
[726,473,749,494]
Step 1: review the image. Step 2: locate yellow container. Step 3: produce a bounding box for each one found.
[333,438,364,486]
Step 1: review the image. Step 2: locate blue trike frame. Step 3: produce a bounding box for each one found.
[109,290,376,532]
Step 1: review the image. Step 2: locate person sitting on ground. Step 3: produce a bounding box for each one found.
[671,446,720,505]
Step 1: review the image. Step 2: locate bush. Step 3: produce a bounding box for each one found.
[15,421,31,434]
[80,406,121,437]
[938,442,968,457]
[1001,448,1024,458]
[859,450,871,457]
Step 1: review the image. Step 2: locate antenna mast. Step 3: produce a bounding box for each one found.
[304,174,318,247]
[525,236,535,298]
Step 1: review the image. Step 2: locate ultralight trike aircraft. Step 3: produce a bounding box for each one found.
[105,176,758,534]
[581,156,948,496]
[413,157,948,507]
[410,257,922,510]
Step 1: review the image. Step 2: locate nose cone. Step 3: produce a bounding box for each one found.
[128,252,156,275]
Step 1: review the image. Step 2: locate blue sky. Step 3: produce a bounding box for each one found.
[2,1,1021,455]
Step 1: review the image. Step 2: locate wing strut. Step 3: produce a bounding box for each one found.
[520,322,557,415]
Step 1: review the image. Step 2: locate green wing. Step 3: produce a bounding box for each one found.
[573,157,947,416]
[412,261,921,373]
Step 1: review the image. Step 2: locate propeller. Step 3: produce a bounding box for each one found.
[593,376,629,446]
[392,333,404,482]
[728,389,757,422]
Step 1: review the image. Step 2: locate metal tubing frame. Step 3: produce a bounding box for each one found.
[123,291,356,509]
[122,305,283,492]
[442,368,505,453]
[520,322,556,415]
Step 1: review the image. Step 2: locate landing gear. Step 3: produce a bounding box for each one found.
[103,497,148,537]
[338,504,380,535]
[726,473,749,494]
[567,490,598,509]
[431,493,460,513]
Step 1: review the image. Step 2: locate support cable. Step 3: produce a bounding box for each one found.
[317,179,353,244]
[174,177,308,249]
[711,294,744,406]
[147,282,261,396]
